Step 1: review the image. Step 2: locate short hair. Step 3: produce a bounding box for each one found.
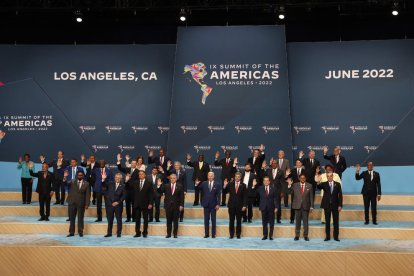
[77,170,84,175]
[325,164,333,170]
[245,162,252,167]
[115,172,123,178]
[263,176,270,181]
[235,172,242,177]
[151,166,158,171]
[295,159,302,163]
[208,171,215,176]
[24,153,30,158]
[71,158,78,162]
[174,161,181,166]
[58,150,64,155]
[299,173,307,178]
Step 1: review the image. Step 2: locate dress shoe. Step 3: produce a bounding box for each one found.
[156,220,161,222]
[173,235,178,238]
[45,218,49,221]
[132,219,136,222]
[321,222,326,224]
[179,219,183,222]
[294,236,299,241]
[193,203,199,206]
[262,236,268,240]
[269,237,274,240]
[365,221,369,225]
[117,234,121,238]
[229,236,234,239]
[66,218,70,221]
[95,219,102,222]
[277,220,281,224]
[237,236,241,239]
[134,234,141,238]
[242,219,247,223]
[165,235,171,238]
[204,235,209,238]
[304,237,309,241]
[373,222,378,225]
[324,238,331,241]
[212,235,216,239]
[22,202,26,204]
[67,234,74,237]
[290,220,294,224]
[248,220,252,223]
[54,202,60,205]
[27,202,31,204]
[104,234,112,238]
[148,219,153,222]
[143,234,147,238]
[125,219,131,223]
[334,238,340,242]
[38,217,45,221]
[79,233,83,237]
[92,200,96,205]
[60,202,64,205]
[220,203,226,207]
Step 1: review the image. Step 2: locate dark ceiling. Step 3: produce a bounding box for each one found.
[0,0,412,44]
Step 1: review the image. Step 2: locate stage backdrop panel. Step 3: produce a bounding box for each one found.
[0,45,175,167]
[167,26,293,187]
[288,39,414,167]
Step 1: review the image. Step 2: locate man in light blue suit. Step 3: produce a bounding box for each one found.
[196,172,221,238]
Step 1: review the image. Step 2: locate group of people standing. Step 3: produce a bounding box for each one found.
[17,144,382,241]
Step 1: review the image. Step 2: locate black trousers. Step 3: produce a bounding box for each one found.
[166,207,180,236]
[194,183,202,204]
[275,192,282,221]
[38,193,51,218]
[324,206,339,239]
[90,182,96,202]
[21,178,33,203]
[229,207,243,237]
[180,194,185,221]
[96,192,103,220]
[135,207,149,235]
[221,184,227,205]
[149,196,161,221]
[106,203,123,235]
[125,190,135,220]
[261,209,275,237]
[363,194,378,222]
[54,179,65,203]
[68,203,85,234]
[243,197,255,220]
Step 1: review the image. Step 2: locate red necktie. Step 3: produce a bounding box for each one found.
[266,186,269,197]
[226,159,229,166]
[235,182,239,194]
[301,184,305,195]
[171,183,175,194]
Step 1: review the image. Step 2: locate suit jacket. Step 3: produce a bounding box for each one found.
[318,181,343,209]
[200,180,221,209]
[324,154,347,177]
[43,159,70,180]
[224,181,247,210]
[64,166,85,182]
[266,168,284,193]
[132,179,153,209]
[102,181,127,206]
[66,179,91,207]
[187,160,210,182]
[287,167,306,184]
[147,173,165,198]
[247,152,265,175]
[91,167,114,193]
[300,157,320,184]
[117,164,139,190]
[290,182,314,210]
[277,158,290,173]
[257,185,279,211]
[242,172,257,198]
[162,182,184,210]
[148,155,171,171]
[30,170,54,195]
[214,158,237,181]
[81,162,99,187]
[167,168,188,192]
[355,171,382,196]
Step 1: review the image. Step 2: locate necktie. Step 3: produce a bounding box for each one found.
[236,182,239,194]
[209,182,212,192]
[370,171,373,181]
[226,159,229,166]
[72,167,76,180]
[199,162,202,170]
[140,180,143,190]
[330,182,333,194]
[253,157,256,164]
[279,159,282,168]
[131,168,135,175]
[266,186,269,197]
[311,159,314,166]
[298,168,300,176]
[177,170,180,178]
[171,183,175,194]
[78,181,82,190]
[160,157,163,165]
[336,156,339,163]
[116,183,119,190]
[301,184,305,195]
[273,169,276,179]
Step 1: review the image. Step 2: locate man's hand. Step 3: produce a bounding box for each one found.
[315,166,320,174]
[252,179,257,188]
[148,150,154,157]
[287,178,293,187]
[269,157,274,165]
[223,179,229,187]
[158,166,164,173]
[86,159,91,166]
[378,195,381,201]
[261,160,267,169]
[186,153,191,160]
[117,153,122,162]
[148,204,153,210]
[310,208,314,213]
[125,174,130,183]
[64,170,69,178]
[80,154,86,163]
[167,160,172,169]
[125,154,130,162]
[338,206,342,212]
[299,151,304,159]
[49,191,54,198]
[233,157,238,166]
[195,179,201,186]
[215,151,220,160]
[179,206,184,211]
[18,156,22,163]
[112,202,119,207]
[215,205,220,210]
[40,155,45,163]
[29,162,34,170]
[274,208,278,214]
[259,144,265,152]
[323,145,328,154]
[355,164,361,173]
[242,207,246,212]
[285,168,291,177]
[157,178,163,187]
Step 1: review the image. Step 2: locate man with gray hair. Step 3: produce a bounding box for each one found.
[103,172,127,237]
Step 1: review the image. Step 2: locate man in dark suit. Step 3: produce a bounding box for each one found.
[265,159,284,223]
[64,170,90,237]
[80,154,99,205]
[223,172,247,239]
[197,172,221,238]
[247,144,266,175]
[214,150,238,206]
[288,174,314,241]
[166,161,187,221]
[148,148,171,172]
[29,163,55,221]
[102,172,127,238]
[187,153,210,206]
[255,176,279,240]
[116,153,139,223]
[285,159,305,224]
[90,160,113,222]
[127,170,153,238]
[299,149,320,199]
[242,163,257,222]
[162,174,185,238]
[323,146,347,178]
[355,162,382,225]
[40,150,69,205]
[317,172,343,241]
[147,166,164,222]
